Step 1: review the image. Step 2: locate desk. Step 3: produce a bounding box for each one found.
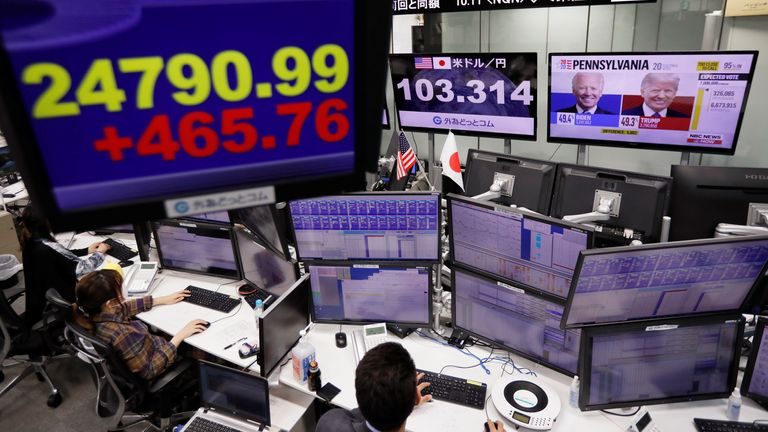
[1,181,28,209]
[280,323,768,432]
[65,232,315,431]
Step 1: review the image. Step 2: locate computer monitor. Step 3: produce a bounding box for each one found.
[198,360,270,426]
[463,149,557,214]
[307,262,432,326]
[742,317,768,410]
[562,235,768,329]
[289,192,440,261]
[669,165,768,241]
[578,315,743,411]
[448,194,593,300]
[452,266,581,376]
[152,219,241,279]
[232,204,290,260]
[259,275,310,378]
[550,163,672,246]
[182,211,231,225]
[0,0,391,232]
[235,227,298,297]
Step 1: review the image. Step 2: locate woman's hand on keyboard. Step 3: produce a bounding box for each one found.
[155,290,191,306]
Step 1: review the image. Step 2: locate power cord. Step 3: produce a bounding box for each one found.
[600,406,641,417]
[207,301,243,325]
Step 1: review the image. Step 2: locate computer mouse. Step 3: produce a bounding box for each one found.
[118,260,134,267]
[201,321,211,328]
[483,421,491,432]
[335,331,347,348]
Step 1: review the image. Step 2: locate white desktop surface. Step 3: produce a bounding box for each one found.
[65,232,313,431]
[280,323,768,432]
[2,180,28,206]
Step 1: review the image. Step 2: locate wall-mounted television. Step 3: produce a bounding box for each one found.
[390,53,537,139]
[0,0,391,231]
[548,51,758,154]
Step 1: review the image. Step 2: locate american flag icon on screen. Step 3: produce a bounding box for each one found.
[415,57,433,69]
[397,132,417,180]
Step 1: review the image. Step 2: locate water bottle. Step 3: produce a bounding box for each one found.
[253,299,264,335]
[291,329,316,382]
[569,375,580,408]
[726,387,741,421]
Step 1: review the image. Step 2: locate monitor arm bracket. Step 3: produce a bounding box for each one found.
[472,173,515,202]
[562,190,620,224]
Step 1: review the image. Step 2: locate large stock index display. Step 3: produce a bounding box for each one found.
[563,236,768,328]
[289,193,440,261]
[449,196,592,300]
[390,53,537,139]
[0,0,390,230]
[548,52,758,154]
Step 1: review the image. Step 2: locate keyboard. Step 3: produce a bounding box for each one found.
[183,285,241,313]
[416,368,487,409]
[102,238,138,261]
[241,285,275,309]
[184,417,240,432]
[694,418,768,432]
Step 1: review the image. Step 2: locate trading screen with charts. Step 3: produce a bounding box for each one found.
[451,199,589,299]
[587,321,738,407]
[565,238,768,327]
[308,264,430,324]
[453,268,581,374]
[290,195,439,261]
[154,223,239,277]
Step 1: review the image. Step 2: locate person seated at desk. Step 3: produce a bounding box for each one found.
[316,342,505,432]
[73,269,209,380]
[20,206,112,326]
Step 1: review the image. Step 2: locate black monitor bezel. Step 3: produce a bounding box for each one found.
[287,191,441,262]
[180,211,233,226]
[231,204,291,261]
[578,314,744,411]
[258,275,310,378]
[451,264,579,377]
[152,218,243,280]
[389,52,538,141]
[0,0,391,232]
[463,148,558,214]
[550,162,673,244]
[198,359,271,426]
[234,225,299,294]
[546,50,759,156]
[447,193,595,302]
[561,234,768,329]
[742,316,768,410]
[305,260,434,327]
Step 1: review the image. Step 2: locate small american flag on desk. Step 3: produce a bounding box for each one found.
[397,132,417,180]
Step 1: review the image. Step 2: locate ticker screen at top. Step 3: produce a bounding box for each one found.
[389,53,537,139]
[0,0,356,211]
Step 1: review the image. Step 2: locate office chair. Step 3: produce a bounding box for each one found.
[64,319,198,431]
[0,256,63,407]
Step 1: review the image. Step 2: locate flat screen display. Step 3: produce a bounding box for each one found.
[742,317,768,408]
[259,275,309,378]
[390,53,537,139]
[548,52,758,154]
[580,317,742,410]
[453,267,581,375]
[449,195,592,300]
[153,219,240,279]
[199,361,269,425]
[0,0,391,231]
[233,204,290,260]
[308,263,431,326]
[235,227,297,295]
[563,236,768,328]
[289,193,440,261]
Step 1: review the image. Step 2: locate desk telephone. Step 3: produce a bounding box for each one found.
[126,262,159,294]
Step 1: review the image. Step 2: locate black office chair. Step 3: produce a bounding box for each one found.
[64,319,198,431]
[0,257,64,407]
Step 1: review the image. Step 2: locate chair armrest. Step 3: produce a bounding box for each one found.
[148,358,196,394]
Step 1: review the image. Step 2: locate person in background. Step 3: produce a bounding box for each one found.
[20,205,111,326]
[316,342,505,432]
[72,269,208,380]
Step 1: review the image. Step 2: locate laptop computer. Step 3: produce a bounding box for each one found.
[181,361,272,432]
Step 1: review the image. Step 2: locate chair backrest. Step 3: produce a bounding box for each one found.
[64,319,148,415]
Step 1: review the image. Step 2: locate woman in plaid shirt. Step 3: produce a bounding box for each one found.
[73,270,208,380]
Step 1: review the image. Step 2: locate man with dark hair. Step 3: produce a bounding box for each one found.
[316,342,505,432]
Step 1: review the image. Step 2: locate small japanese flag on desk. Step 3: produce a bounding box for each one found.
[440,132,464,191]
